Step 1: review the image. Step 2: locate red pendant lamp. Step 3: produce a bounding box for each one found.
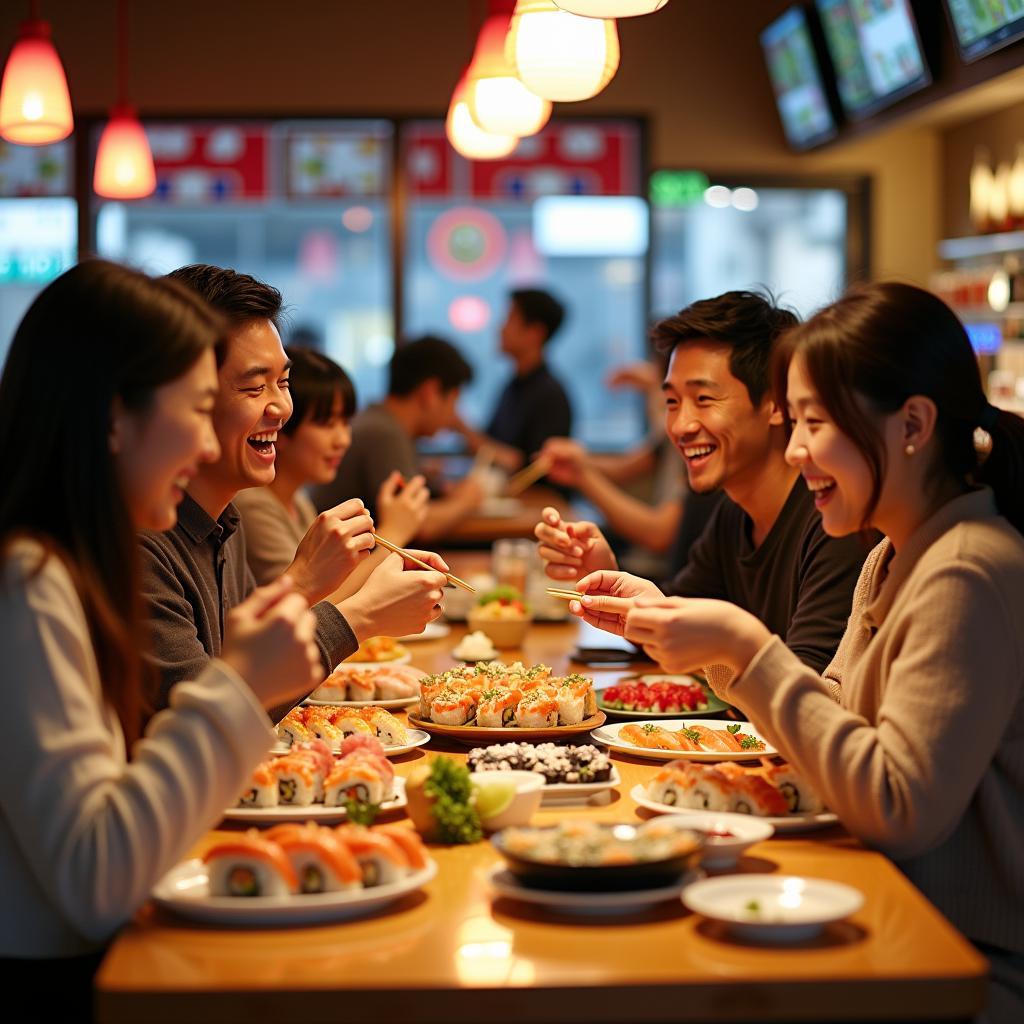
[94,0,154,199]
[0,2,73,145]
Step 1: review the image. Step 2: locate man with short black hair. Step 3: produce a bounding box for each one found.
[140,266,448,716]
[314,334,483,540]
[458,288,572,471]
[536,290,872,679]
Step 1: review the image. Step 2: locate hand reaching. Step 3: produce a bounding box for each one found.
[287,498,374,604]
[566,570,663,636]
[534,506,617,581]
[377,471,429,547]
[538,437,588,488]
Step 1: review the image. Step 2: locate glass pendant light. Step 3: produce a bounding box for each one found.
[446,71,519,160]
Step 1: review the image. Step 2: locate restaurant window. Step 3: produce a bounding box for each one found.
[92,120,394,401]
[0,139,77,368]
[650,171,868,321]
[401,119,648,450]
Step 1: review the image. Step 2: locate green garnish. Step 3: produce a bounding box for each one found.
[727,724,741,734]
[681,728,701,743]
[424,758,483,844]
[745,899,762,915]
[344,798,380,826]
[740,735,764,750]
[642,723,658,734]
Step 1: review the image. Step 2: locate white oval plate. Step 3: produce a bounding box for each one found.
[224,777,406,825]
[397,621,451,643]
[302,695,419,710]
[271,730,430,759]
[335,652,413,671]
[682,874,863,943]
[485,863,702,915]
[590,719,776,762]
[631,784,838,835]
[153,857,436,926]
[470,767,620,804]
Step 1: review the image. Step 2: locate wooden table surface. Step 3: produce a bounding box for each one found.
[438,486,566,545]
[95,613,988,1024]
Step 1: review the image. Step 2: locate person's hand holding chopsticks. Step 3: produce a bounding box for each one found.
[376,471,429,546]
[286,497,375,604]
[567,569,664,637]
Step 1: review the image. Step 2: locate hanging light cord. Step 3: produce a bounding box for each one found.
[116,0,128,106]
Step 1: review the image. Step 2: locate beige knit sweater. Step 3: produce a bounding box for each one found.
[726,489,1024,954]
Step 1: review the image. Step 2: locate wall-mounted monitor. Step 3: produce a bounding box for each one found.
[945,0,1024,63]
[760,6,839,150]
[816,0,931,119]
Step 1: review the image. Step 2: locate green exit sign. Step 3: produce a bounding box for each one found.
[650,170,709,208]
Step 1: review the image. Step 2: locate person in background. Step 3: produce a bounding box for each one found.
[314,335,483,541]
[619,283,1024,1023]
[537,291,871,681]
[235,347,428,585]
[457,288,572,472]
[141,266,448,717]
[0,261,321,1002]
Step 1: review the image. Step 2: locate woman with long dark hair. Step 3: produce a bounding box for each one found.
[611,282,1024,1021]
[0,261,322,993]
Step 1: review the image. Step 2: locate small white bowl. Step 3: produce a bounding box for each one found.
[656,811,774,869]
[472,770,545,831]
[682,875,864,943]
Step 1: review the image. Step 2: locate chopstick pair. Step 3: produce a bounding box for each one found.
[545,587,635,611]
[505,456,550,496]
[372,533,476,593]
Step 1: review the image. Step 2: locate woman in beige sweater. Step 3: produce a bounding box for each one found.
[609,283,1024,1022]
[0,263,323,1003]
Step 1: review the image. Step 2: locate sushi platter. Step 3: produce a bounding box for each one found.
[467,742,620,803]
[273,729,430,758]
[590,719,776,762]
[408,712,606,746]
[225,777,407,824]
[310,662,423,703]
[596,674,729,719]
[304,695,419,710]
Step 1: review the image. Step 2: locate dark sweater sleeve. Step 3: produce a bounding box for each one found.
[784,524,867,674]
[521,381,572,461]
[665,499,732,600]
[138,534,214,713]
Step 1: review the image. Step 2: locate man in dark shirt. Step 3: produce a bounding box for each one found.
[535,290,871,676]
[139,265,448,716]
[458,288,572,472]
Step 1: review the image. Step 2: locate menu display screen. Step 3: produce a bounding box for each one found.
[761,6,838,149]
[816,0,930,118]
[945,0,1024,62]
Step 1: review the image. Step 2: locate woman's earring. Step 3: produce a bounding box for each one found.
[904,444,916,456]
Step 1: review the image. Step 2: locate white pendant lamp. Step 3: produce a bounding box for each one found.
[466,13,551,137]
[553,1,669,16]
[0,3,73,145]
[507,0,620,103]
[446,71,519,161]
[93,0,154,198]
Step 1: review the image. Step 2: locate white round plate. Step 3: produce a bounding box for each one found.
[224,778,406,825]
[397,621,451,643]
[590,719,776,762]
[682,874,863,943]
[153,857,436,926]
[485,863,702,914]
[631,785,838,835]
[303,695,418,710]
[271,730,430,759]
[334,652,413,671]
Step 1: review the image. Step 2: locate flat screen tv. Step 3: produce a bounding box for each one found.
[760,6,839,150]
[816,0,931,119]
[945,0,1024,62]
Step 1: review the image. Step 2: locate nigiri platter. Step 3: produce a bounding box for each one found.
[590,719,775,762]
[154,822,436,926]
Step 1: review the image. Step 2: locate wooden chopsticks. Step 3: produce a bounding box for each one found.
[546,587,635,611]
[546,587,585,601]
[505,456,550,496]
[373,533,476,592]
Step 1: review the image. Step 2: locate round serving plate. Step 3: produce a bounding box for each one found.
[223,777,406,825]
[590,719,775,763]
[335,651,413,671]
[271,730,430,759]
[596,674,729,719]
[408,711,606,747]
[303,695,418,710]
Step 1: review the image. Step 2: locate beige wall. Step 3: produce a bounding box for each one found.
[0,0,980,284]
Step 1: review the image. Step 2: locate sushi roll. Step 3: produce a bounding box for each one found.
[276,712,313,749]
[554,683,585,726]
[757,764,825,814]
[290,739,334,776]
[312,667,350,703]
[205,831,298,897]
[303,712,346,751]
[476,687,520,728]
[265,823,362,893]
[373,666,420,701]
[329,710,375,738]
[726,772,789,816]
[323,758,392,806]
[272,755,320,806]
[562,673,597,717]
[361,707,408,745]
[346,671,376,703]
[419,677,447,718]
[668,762,737,811]
[430,688,476,726]
[335,824,409,887]
[372,824,429,871]
[515,689,559,729]
[237,762,278,808]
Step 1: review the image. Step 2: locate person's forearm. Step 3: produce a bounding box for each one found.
[588,446,655,484]
[417,494,480,541]
[327,546,388,605]
[577,466,679,552]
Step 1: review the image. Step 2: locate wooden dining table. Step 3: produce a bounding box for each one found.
[95,615,988,1023]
